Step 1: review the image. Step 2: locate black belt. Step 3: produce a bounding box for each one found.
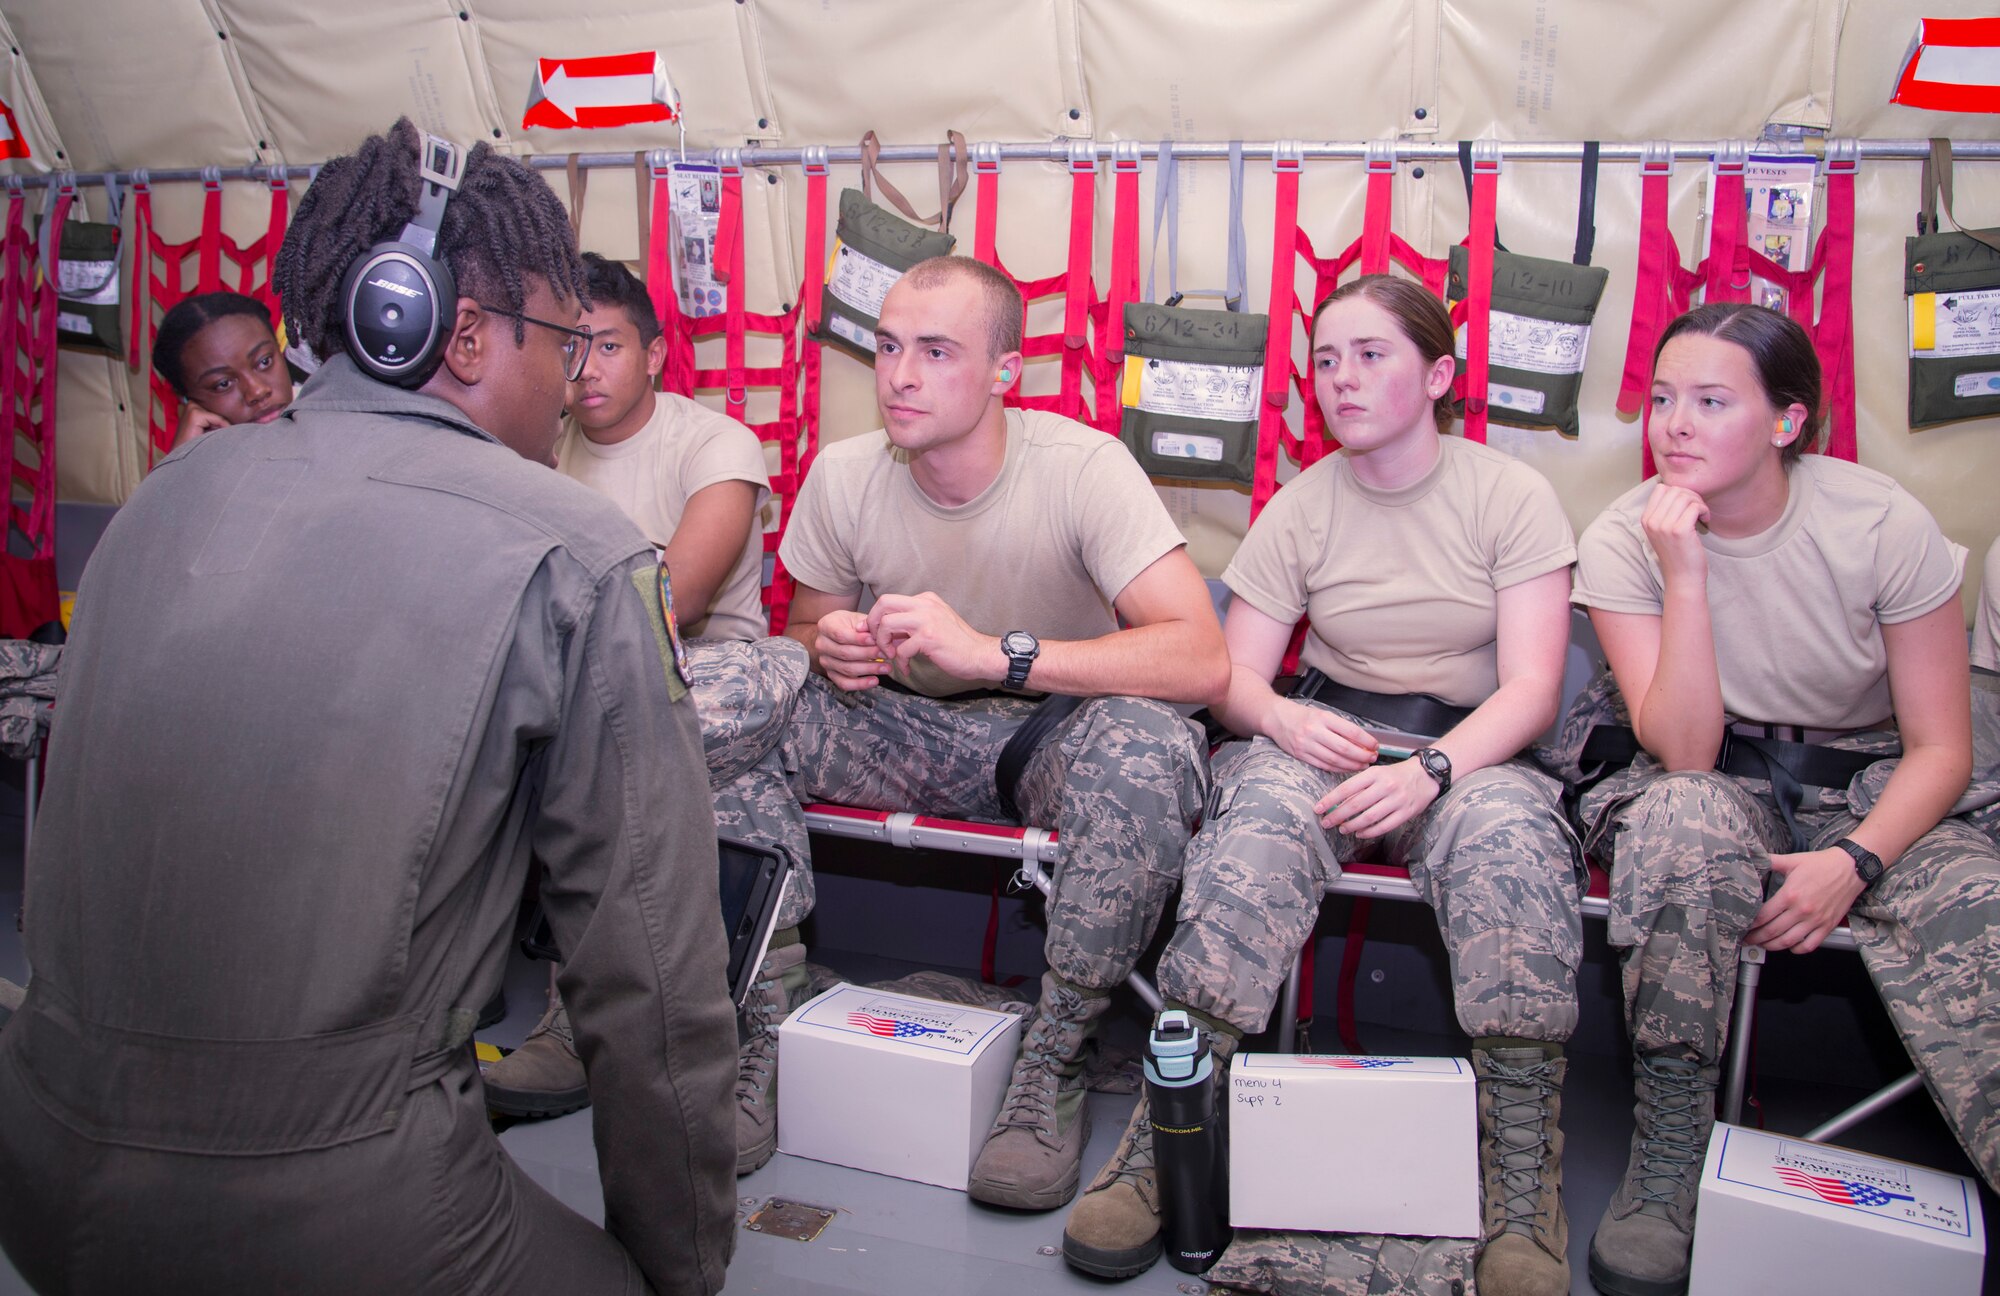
[1581,724,1888,853]
[995,693,1086,823]
[1290,669,1472,740]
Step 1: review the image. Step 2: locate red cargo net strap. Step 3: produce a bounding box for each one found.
[970,143,1103,425]
[127,167,290,462]
[1095,142,1143,433]
[1735,142,1860,463]
[0,184,66,634]
[649,153,815,633]
[1454,143,1501,445]
[1616,144,1703,442]
[1258,143,1450,516]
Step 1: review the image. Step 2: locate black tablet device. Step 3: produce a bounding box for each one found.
[718,837,790,1010]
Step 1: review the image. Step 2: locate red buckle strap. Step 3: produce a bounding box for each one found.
[1460,144,1501,444]
[972,142,1001,268]
[1360,141,1396,276]
[1098,142,1143,433]
[1255,143,1305,518]
[1619,143,1678,431]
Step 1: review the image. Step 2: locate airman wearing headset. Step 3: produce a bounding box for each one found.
[0,120,736,1296]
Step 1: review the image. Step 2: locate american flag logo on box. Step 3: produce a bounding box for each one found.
[1775,1167,1918,1209]
[846,1011,947,1040]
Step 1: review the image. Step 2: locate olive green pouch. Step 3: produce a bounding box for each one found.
[1118,301,1267,483]
[1447,245,1606,438]
[1905,139,2000,429]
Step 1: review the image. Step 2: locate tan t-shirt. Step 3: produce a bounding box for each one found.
[1573,455,1967,730]
[1222,436,1576,708]
[1975,537,1999,674]
[779,408,1188,697]
[555,392,770,642]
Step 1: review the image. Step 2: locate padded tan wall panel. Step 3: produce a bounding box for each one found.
[2,2,261,171]
[213,0,503,160]
[752,0,1076,144]
[53,354,143,508]
[1439,0,1837,140]
[1082,0,1422,144]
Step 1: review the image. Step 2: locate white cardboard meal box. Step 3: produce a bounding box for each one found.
[1228,1052,1480,1237]
[1688,1124,1985,1296]
[776,984,1023,1190]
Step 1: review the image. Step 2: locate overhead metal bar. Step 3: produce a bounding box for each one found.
[4,136,1998,190]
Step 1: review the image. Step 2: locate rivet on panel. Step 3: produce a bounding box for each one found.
[1411,166,1425,179]
[758,118,770,130]
[1413,106,1428,120]
[1068,108,1082,121]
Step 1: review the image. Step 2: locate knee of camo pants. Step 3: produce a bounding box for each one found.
[1405,763,1583,1043]
[1028,696,1208,993]
[1852,819,2000,1188]
[711,748,816,930]
[1604,769,1768,950]
[1156,740,1340,1037]
[687,636,810,788]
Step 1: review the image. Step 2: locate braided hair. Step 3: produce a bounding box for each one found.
[272,118,587,364]
[152,291,273,399]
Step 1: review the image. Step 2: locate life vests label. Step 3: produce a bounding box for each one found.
[826,239,900,320]
[1124,355,1260,423]
[1151,430,1225,462]
[57,258,119,306]
[1455,311,1590,375]
[1910,287,2000,359]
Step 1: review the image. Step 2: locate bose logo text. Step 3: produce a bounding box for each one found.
[367,277,424,300]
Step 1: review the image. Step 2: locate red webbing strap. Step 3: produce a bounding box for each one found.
[1095,150,1142,434]
[1618,153,1680,420]
[22,188,66,557]
[127,181,152,369]
[1255,155,1303,518]
[0,193,26,547]
[1816,158,1858,462]
[1360,159,1394,275]
[1461,152,1499,445]
[646,164,697,397]
[714,165,749,422]
[195,179,223,293]
[973,153,1000,267]
[1703,152,1751,305]
[1058,156,1096,422]
[982,156,1097,421]
[800,160,829,481]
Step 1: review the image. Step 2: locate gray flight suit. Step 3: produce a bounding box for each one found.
[0,356,737,1296]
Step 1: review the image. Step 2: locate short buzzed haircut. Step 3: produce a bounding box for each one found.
[897,255,1023,358]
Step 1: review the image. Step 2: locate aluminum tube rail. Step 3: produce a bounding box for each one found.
[7,136,2000,191]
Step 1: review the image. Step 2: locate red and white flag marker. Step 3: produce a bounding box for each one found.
[1893,17,2000,113]
[0,98,30,161]
[523,51,679,130]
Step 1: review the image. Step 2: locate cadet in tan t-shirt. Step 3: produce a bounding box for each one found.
[550,253,769,642]
[1569,305,2000,1294]
[1155,276,1580,1296]
[715,256,1229,1217]
[484,252,797,1129]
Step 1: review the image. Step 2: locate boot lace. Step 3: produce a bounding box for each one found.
[992,1015,1070,1135]
[1103,1108,1157,1206]
[1486,1054,1559,1236]
[1633,1056,1712,1215]
[735,972,786,1104]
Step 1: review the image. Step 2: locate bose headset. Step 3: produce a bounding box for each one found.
[339,131,467,387]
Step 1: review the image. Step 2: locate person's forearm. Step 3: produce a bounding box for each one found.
[1639,586,1727,769]
[1850,741,1972,868]
[1011,620,1229,705]
[1212,661,1291,738]
[1432,675,1560,776]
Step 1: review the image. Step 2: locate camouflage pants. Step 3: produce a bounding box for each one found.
[710,673,1209,990]
[1156,706,1585,1041]
[1583,758,2000,1191]
[1207,1229,1474,1296]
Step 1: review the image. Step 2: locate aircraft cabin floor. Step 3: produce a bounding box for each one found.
[0,784,1997,1295]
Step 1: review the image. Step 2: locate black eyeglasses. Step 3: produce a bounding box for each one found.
[478,304,595,382]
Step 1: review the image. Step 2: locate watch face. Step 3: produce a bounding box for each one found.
[1003,631,1038,657]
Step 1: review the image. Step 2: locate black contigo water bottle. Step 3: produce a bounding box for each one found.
[1145,1009,1230,1273]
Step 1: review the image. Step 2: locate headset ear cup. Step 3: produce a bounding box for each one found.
[342,243,456,388]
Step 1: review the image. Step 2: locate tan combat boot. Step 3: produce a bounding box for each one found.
[1473,1038,1570,1296]
[1588,1051,1718,1296]
[967,971,1112,1210]
[1062,1020,1236,1279]
[482,966,589,1119]
[736,935,808,1176]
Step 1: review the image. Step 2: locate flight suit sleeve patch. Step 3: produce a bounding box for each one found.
[630,562,692,702]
